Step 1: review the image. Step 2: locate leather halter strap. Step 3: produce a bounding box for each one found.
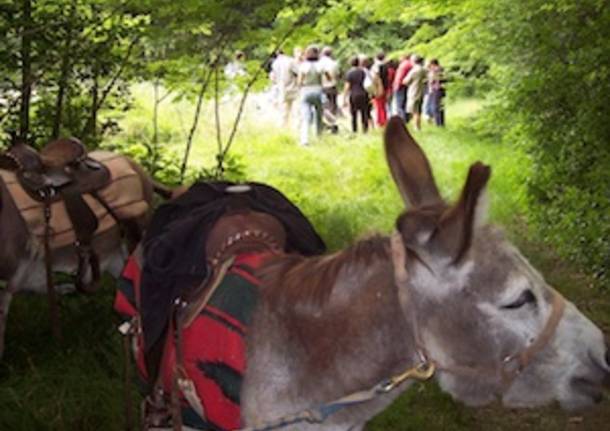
[499,290,565,386]
[390,231,566,393]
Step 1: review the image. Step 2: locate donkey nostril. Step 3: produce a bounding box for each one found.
[606,348,610,367]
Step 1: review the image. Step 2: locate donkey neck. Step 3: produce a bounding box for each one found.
[269,249,423,393]
[244,239,427,426]
[323,258,423,380]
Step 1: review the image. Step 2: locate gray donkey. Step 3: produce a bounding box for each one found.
[238,118,608,430]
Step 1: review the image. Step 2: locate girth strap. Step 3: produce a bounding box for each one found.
[60,184,101,294]
[43,202,62,341]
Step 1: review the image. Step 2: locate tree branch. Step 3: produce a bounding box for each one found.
[81,35,140,137]
[214,61,222,162]
[216,11,316,171]
[179,35,229,181]
[179,65,214,182]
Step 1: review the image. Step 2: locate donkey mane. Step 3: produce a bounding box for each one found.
[259,234,391,312]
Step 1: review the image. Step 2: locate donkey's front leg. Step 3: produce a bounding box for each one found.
[0,282,15,359]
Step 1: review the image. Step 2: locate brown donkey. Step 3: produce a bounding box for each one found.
[238,118,608,430]
[0,150,167,359]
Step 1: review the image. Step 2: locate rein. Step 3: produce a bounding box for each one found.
[238,362,435,431]
[390,231,566,393]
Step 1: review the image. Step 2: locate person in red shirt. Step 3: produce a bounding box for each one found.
[392,54,412,121]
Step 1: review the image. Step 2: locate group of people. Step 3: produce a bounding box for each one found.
[269,45,339,146]
[269,45,446,146]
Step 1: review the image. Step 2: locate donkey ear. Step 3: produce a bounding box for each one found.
[435,162,491,264]
[384,117,442,208]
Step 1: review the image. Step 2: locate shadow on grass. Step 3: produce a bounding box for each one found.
[0,285,130,431]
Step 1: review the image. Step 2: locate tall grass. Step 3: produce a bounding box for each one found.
[117,86,529,247]
[1,90,607,431]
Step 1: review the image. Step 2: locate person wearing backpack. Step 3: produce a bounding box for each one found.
[360,56,376,130]
[371,52,390,126]
[402,54,427,131]
[426,58,445,126]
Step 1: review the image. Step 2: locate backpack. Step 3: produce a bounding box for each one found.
[378,63,389,89]
[372,73,385,98]
[363,70,375,95]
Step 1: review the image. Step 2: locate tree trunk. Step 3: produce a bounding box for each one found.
[88,67,99,144]
[81,36,139,140]
[151,80,160,174]
[180,67,213,182]
[19,0,32,141]
[52,1,77,139]
[214,63,222,160]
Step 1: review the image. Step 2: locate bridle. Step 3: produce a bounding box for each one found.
[390,231,566,394]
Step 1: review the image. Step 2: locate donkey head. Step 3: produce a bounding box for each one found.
[384,117,609,410]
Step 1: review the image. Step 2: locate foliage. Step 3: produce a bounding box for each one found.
[2,0,607,282]
[0,0,328,154]
[0,0,148,146]
[452,0,610,284]
[343,0,609,285]
[99,121,246,185]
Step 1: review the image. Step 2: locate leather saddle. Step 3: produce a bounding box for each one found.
[180,209,287,326]
[205,210,287,266]
[0,138,110,202]
[0,137,113,293]
[142,208,289,389]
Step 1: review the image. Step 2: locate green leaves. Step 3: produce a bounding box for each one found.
[323,0,609,285]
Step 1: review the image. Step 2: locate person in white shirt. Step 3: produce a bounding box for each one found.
[224,51,246,96]
[224,51,246,80]
[271,49,298,127]
[318,46,340,120]
[297,45,330,146]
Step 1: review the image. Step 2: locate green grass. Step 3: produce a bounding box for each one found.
[1,90,608,430]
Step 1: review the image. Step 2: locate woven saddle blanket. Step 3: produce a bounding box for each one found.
[115,250,269,431]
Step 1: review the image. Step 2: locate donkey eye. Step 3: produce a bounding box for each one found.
[503,289,537,309]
